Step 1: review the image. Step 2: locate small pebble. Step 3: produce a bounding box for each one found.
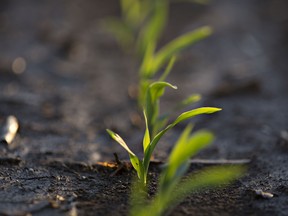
[12,57,26,74]
[0,115,19,144]
[255,189,274,199]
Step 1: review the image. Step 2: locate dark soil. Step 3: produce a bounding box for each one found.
[0,0,288,215]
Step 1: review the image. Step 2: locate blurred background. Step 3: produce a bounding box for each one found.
[0,0,287,162]
[1,1,288,215]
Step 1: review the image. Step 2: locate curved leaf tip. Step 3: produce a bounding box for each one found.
[199,26,213,36]
[174,107,222,125]
[106,129,136,156]
[149,81,177,90]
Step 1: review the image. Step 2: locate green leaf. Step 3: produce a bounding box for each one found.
[139,42,156,79]
[174,107,222,125]
[158,124,193,193]
[129,154,142,179]
[103,18,134,49]
[143,107,221,173]
[168,124,194,165]
[159,55,177,81]
[143,110,150,153]
[152,26,212,73]
[143,125,172,173]
[153,113,170,136]
[121,0,142,27]
[136,166,244,216]
[172,93,202,112]
[163,128,214,188]
[106,129,143,178]
[129,176,148,216]
[151,165,245,216]
[106,129,136,156]
[145,81,177,136]
[149,81,177,103]
[138,79,152,107]
[120,0,134,14]
[180,94,201,106]
[145,81,177,117]
[136,0,168,57]
[169,166,245,206]
[170,129,214,166]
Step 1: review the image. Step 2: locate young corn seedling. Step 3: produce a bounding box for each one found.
[107,81,222,187]
[104,3,244,215]
[129,124,245,216]
[103,0,212,106]
[138,26,212,105]
[103,0,168,55]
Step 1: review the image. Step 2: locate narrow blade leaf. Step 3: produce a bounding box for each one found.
[168,124,194,165]
[170,166,246,206]
[152,26,212,72]
[159,55,177,81]
[170,130,214,165]
[165,129,214,185]
[129,153,142,178]
[174,107,222,125]
[139,41,156,78]
[173,94,202,112]
[143,110,150,153]
[153,165,245,215]
[107,129,143,179]
[143,125,172,172]
[106,129,136,156]
[143,107,221,172]
[180,94,201,106]
[145,81,177,134]
[136,0,168,57]
[148,81,177,103]
[121,0,142,27]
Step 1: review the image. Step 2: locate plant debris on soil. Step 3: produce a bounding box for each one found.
[0,0,288,215]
